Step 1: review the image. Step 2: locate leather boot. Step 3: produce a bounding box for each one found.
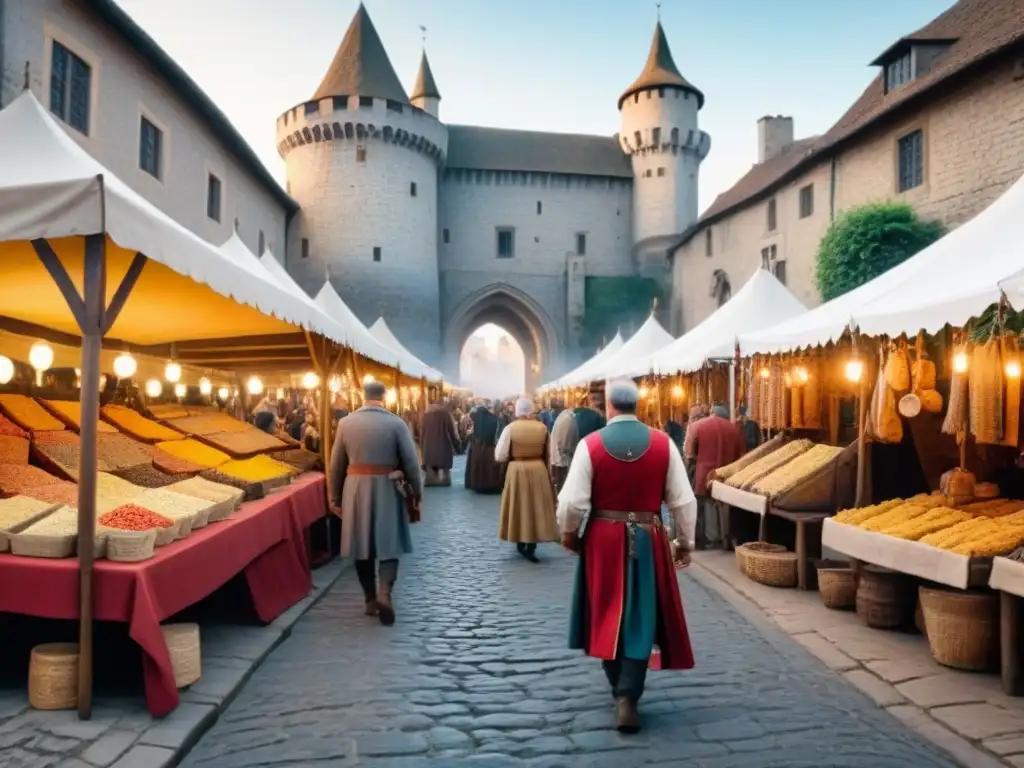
[364,600,379,616]
[377,582,396,626]
[615,697,641,734]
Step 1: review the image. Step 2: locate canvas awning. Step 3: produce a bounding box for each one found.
[539,332,624,392]
[591,314,675,383]
[369,317,444,381]
[629,269,806,375]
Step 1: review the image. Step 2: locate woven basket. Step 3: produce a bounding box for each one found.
[919,586,999,671]
[10,531,76,559]
[744,546,798,588]
[162,623,202,688]
[915,595,927,638]
[28,643,78,710]
[736,542,785,576]
[106,529,157,563]
[856,566,913,629]
[816,561,856,610]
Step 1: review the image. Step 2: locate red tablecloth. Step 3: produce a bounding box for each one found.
[0,472,328,716]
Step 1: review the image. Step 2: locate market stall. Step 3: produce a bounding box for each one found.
[538,331,624,395]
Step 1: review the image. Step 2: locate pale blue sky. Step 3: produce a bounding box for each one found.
[117,0,953,211]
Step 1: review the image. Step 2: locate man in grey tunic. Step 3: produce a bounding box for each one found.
[330,380,422,626]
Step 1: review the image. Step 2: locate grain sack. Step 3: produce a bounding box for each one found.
[868,348,902,444]
[912,358,937,392]
[970,338,1003,445]
[919,389,943,414]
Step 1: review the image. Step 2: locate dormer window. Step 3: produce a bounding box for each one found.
[886,52,913,92]
[873,38,956,94]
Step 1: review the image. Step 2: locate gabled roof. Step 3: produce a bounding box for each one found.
[410,51,441,101]
[678,0,1024,243]
[618,22,704,110]
[446,125,632,179]
[312,3,408,104]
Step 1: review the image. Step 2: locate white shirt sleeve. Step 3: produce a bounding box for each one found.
[556,440,593,534]
[494,423,513,462]
[665,439,698,549]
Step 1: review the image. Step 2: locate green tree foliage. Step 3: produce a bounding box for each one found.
[815,202,944,302]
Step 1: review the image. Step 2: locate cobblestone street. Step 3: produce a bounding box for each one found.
[181,459,960,767]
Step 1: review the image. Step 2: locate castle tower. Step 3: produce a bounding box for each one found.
[276,3,447,364]
[618,22,710,247]
[410,51,441,118]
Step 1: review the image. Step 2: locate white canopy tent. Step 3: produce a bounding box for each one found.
[540,332,624,392]
[627,268,807,376]
[369,317,443,381]
[743,172,1024,355]
[592,313,675,382]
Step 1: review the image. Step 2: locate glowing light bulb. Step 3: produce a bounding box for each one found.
[759,367,770,379]
[28,342,53,372]
[276,388,286,400]
[199,378,212,395]
[302,372,319,389]
[217,387,229,400]
[385,387,398,405]
[845,359,864,383]
[329,376,342,393]
[164,362,181,383]
[113,352,137,379]
[953,350,969,374]
[0,356,14,385]
[795,366,809,383]
[363,374,375,385]
[144,379,162,398]
[246,376,263,396]
[99,374,107,390]
[1007,360,1022,379]
[672,385,684,399]
[174,383,187,398]
[638,386,650,399]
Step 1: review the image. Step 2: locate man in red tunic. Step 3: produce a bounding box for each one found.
[687,404,745,548]
[557,378,697,733]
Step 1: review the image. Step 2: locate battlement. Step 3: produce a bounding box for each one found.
[442,168,632,191]
[275,95,448,163]
[617,127,711,161]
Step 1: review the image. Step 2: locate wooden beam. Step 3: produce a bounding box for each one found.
[177,347,313,362]
[31,239,86,326]
[101,253,147,334]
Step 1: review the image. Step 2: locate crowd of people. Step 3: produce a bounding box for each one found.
[325,380,764,733]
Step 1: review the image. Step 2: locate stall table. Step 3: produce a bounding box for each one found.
[988,557,1024,696]
[0,472,327,716]
[771,509,831,590]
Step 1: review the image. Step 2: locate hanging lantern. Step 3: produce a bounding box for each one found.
[953,349,969,374]
[844,358,864,383]
[1007,360,1022,379]
[246,376,263,396]
[276,387,286,400]
[217,387,230,400]
[795,366,809,384]
[164,362,182,383]
[99,374,108,390]
[0,355,13,385]
[29,341,53,372]
[302,372,319,389]
[672,385,684,399]
[759,366,770,379]
[113,352,137,379]
[144,379,162,398]
[329,376,342,393]
[638,386,650,399]
[363,374,375,384]
[174,383,187,398]
[199,377,213,395]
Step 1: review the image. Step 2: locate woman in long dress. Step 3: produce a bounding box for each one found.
[466,403,504,493]
[495,398,558,562]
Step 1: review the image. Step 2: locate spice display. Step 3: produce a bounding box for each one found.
[147,404,191,420]
[0,414,27,439]
[882,507,972,540]
[834,498,907,525]
[41,400,117,433]
[97,433,154,471]
[713,434,785,482]
[155,439,231,468]
[0,435,29,464]
[970,338,1004,444]
[131,487,212,522]
[0,463,69,495]
[101,405,184,442]
[218,454,296,483]
[98,504,175,531]
[152,448,206,476]
[0,496,59,530]
[203,429,288,456]
[169,476,245,506]
[199,469,265,502]
[32,432,113,479]
[725,439,813,489]
[0,394,65,432]
[96,472,143,498]
[751,444,844,496]
[20,505,79,535]
[273,448,322,474]
[111,464,179,488]
[26,483,81,506]
[165,414,252,436]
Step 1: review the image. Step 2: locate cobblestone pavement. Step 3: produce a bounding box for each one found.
[181,458,960,767]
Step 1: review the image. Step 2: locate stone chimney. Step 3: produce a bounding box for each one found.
[757,116,794,164]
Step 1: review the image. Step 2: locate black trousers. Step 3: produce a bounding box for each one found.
[354,558,398,600]
[602,656,649,702]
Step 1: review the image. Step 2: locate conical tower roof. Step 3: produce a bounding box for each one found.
[618,22,703,110]
[313,3,408,103]
[410,50,441,101]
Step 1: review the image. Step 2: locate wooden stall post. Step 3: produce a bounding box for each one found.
[854,345,869,508]
[32,217,147,719]
[1002,592,1023,696]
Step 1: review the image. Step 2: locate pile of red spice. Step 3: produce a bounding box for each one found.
[99,504,175,531]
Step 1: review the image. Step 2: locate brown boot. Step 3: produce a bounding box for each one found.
[615,697,640,734]
[364,600,379,616]
[377,583,396,626]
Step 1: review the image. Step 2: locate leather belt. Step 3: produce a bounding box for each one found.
[593,509,660,525]
[348,464,394,476]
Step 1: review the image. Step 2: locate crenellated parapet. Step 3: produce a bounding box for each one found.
[615,126,711,161]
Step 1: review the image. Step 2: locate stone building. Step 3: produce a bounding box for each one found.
[0,1,708,391]
[669,0,1024,336]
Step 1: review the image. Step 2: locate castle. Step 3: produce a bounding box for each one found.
[277,4,709,392]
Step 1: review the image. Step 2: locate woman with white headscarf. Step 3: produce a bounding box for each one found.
[494,397,558,561]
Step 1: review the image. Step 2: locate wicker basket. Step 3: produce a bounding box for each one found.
[816,561,856,610]
[106,529,157,563]
[856,566,914,629]
[919,586,999,671]
[915,595,928,638]
[162,623,201,688]
[736,542,785,576]
[28,643,78,710]
[744,546,798,588]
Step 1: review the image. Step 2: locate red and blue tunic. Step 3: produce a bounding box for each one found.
[568,426,695,670]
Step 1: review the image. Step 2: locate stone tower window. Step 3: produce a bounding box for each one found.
[301,238,310,259]
[656,167,665,177]
[766,199,777,232]
[897,129,924,192]
[358,96,373,108]
[443,229,450,244]
[671,128,679,145]
[332,96,348,110]
[536,201,542,215]
[705,229,712,257]
[652,127,661,147]
[304,102,318,116]
[206,174,221,222]
[258,230,265,256]
[644,169,652,178]
[496,228,515,259]
[799,185,814,218]
[373,247,382,262]
[356,147,366,162]
[576,233,586,256]
[410,182,417,197]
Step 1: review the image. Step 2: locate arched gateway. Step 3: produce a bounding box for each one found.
[442,283,562,395]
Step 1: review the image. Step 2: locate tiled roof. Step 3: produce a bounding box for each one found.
[684,0,1024,240]
[445,125,632,179]
[312,3,409,104]
[410,51,441,101]
[619,22,704,109]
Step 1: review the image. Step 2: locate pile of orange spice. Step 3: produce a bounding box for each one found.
[99,504,175,531]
